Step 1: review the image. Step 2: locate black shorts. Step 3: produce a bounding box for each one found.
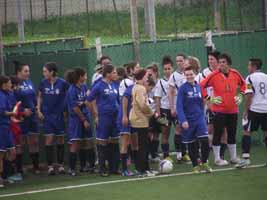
[160,108,177,126]
[213,113,238,144]
[149,116,162,133]
[206,109,215,124]
[243,110,267,132]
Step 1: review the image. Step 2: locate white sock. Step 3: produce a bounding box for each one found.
[212,145,221,161]
[176,152,182,159]
[228,144,237,160]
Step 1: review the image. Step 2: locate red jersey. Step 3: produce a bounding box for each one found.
[200,68,246,114]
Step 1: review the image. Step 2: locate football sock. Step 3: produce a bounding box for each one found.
[45,145,54,167]
[121,153,128,171]
[161,143,169,158]
[16,154,23,173]
[228,144,237,161]
[57,144,65,165]
[79,149,87,169]
[153,140,160,156]
[174,134,182,153]
[199,137,210,163]
[188,142,198,167]
[212,145,221,161]
[110,143,120,173]
[69,152,77,171]
[242,135,251,159]
[30,152,39,170]
[87,148,96,168]
[97,145,105,172]
[220,143,227,159]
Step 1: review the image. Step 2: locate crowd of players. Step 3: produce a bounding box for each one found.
[0,51,266,187]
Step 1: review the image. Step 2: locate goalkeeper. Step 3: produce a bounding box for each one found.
[200,53,246,166]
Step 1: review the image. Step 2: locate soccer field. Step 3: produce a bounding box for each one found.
[0,145,266,200]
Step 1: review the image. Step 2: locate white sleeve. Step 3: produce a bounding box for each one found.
[119,80,126,96]
[245,76,254,94]
[154,81,162,97]
[168,74,175,87]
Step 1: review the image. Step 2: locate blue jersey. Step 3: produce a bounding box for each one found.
[66,84,89,118]
[15,79,37,112]
[90,77,102,90]
[0,90,13,126]
[87,79,119,115]
[117,85,134,124]
[39,78,69,114]
[176,82,205,124]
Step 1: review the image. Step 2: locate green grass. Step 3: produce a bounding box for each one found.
[0,145,266,200]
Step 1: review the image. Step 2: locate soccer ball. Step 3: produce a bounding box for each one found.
[159,159,173,174]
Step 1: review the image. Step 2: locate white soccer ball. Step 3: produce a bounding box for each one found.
[159,159,173,174]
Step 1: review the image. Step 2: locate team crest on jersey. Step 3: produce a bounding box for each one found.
[247,84,252,90]
[187,91,193,97]
[104,89,110,95]
[55,89,60,94]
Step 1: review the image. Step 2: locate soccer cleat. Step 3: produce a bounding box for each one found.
[151,156,161,163]
[7,173,23,182]
[230,158,241,165]
[192,166,201,174]
[68,169,77,176]
[182,154,191,164]
[214,159,229,166]
[58,166,66,174]
[236,159,251,169]
[145,171,156,177]
[201,163,213,173]
[176,152,182,163]
[48,166,56,175]
[80,166,90,173]
[99,170,110,177]
[34,169,41,175]
[121,170,134,177]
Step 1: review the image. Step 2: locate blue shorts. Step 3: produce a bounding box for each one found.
[181,118,208,143]
[117,117,134,135]
[43,113,65,136]
[68,114,93,142]
[0,126,15,151]
[97,113,119,140]
[20,114,39,135]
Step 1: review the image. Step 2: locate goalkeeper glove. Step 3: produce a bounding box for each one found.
[234,93,243,105]
[208,96,222,105]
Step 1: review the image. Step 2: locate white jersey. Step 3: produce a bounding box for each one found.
[200,67,214,81]
[245,71,267,113]
[200,67,214,96]
[92,72,102,84]
[119,78,134,96]
[195,73,202,84]
[154,78,170,109]
[148,80,158,113]
[168,71,185,108]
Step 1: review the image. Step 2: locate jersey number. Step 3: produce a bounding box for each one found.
[259,82,266,95]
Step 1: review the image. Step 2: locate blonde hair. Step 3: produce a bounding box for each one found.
[187,56,201,74]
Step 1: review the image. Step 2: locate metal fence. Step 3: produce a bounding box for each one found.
[1,0,266,45]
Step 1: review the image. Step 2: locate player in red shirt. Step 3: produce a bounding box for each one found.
[201,53,246,166]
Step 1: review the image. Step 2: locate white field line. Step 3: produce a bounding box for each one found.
[0,164,265,198]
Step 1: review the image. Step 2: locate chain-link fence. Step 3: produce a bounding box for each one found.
[1,0,266,45]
